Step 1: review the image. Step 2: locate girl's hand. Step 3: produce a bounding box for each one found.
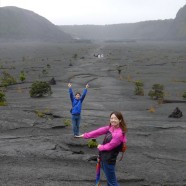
[74,134,84,138]
[97,144,101,149]
[68,83,72,88]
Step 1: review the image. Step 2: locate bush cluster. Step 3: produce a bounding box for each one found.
[64,119,71,126]
[19,70,26,82]
[1,71,17,87]
[0,91,6,102]
[0,91,7,106]
[148,84,164,100]
[134,81,144,96]
[87,139,98,148]
[29,81,52,97]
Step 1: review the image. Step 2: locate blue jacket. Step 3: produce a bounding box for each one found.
[69,87,87,115]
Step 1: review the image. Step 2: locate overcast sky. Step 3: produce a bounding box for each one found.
[1,0,186,25]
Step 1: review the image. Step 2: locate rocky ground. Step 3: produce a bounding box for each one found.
[0,41,186,186]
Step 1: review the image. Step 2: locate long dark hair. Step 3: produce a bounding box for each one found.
[110,111,127,133]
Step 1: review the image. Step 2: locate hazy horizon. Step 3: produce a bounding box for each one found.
[0,0,186,25]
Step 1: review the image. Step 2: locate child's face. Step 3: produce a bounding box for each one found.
[110,114,120,127]
[75,94,80,99]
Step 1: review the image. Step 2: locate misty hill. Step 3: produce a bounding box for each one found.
[0,6,72,42]
[59,4,186,41]
[59,20,172,41]
[168,4,186,40]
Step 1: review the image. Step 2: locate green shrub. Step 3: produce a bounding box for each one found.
[34,110,46,117]
[148,84,164,100]
[87,139,98,148]
[64,119,71,126]
[183,91,186,99]
[1,70,17,87]
[0,91,7,106]
[0,102,7,106]
[0,91,6,102]
[134,80,144,96]
[29,81,52,97]
[19,70,26,82]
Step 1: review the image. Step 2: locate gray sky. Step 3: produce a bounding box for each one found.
[1,0,186,25]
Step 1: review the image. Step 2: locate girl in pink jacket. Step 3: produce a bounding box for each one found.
[76,111,127,186]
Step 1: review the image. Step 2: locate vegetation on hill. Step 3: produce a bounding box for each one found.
[0,4,186,42]
[0,6,72,42]
[59,4,186,41]
[29,81,52,98]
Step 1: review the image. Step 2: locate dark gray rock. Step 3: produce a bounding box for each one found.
[0,41,186,186]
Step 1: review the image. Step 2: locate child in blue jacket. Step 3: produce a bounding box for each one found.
[68,83,89,136]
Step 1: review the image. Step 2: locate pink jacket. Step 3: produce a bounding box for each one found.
[83,125,127,151]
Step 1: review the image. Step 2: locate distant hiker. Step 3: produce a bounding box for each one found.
[169,107,183,118]
[68,83,89,136]
[75,111,127,186]
[94,54,104,58]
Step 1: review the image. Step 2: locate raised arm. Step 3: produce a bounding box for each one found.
[80,84,89,102]
[68,83,74,102]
